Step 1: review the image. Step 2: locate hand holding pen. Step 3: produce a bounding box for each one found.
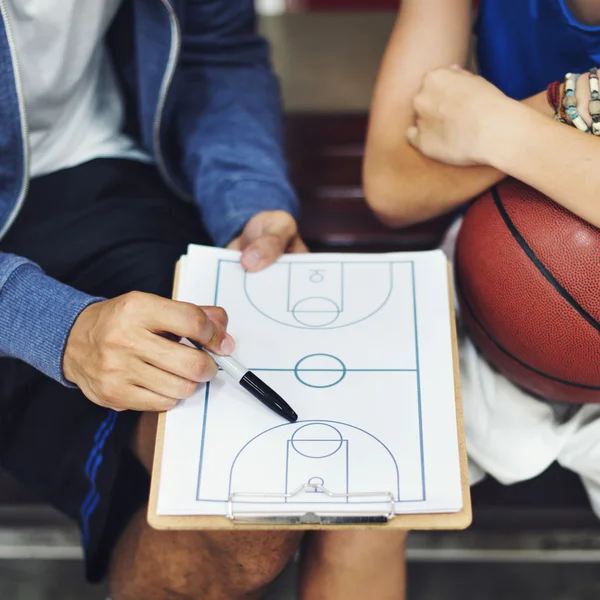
[65,292,296,420]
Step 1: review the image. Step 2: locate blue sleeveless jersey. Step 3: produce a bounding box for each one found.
[476,0,600,99]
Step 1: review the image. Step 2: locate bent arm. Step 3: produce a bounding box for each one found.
[363,0,553,227]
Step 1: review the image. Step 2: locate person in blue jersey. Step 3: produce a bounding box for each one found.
[0,1,402,599]
[362,0,600,595]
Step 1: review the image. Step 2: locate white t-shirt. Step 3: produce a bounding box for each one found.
[5,0,149,178]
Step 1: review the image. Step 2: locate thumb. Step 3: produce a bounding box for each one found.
[240,233,288,272]
[240,212,298,272]
[450,63,475,77]
[406,126,420,148]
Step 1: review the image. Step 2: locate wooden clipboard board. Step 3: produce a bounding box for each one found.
[148,261,472,531]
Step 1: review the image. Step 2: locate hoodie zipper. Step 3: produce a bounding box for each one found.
[154,0,191,201]
[0,0,188,245]
[0,0,29,242]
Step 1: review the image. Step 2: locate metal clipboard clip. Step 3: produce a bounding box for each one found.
[227,482,396,525]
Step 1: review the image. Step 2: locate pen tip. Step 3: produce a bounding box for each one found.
[289,411,298,423]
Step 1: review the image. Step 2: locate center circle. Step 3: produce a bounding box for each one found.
[294,354,347,388]
[291,423,343,458]
[292,297,341,327]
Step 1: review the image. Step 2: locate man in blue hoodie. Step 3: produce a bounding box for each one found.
[0,1,313,597]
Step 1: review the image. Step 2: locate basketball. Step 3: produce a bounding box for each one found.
[454,178,600,404]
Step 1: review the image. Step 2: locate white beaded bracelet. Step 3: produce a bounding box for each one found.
[588,67,600,136]
[563,73,591,133]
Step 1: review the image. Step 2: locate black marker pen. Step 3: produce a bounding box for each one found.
[186,338,298,423]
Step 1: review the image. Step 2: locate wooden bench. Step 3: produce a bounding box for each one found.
[289,113,453,252]
[1,113,598,563]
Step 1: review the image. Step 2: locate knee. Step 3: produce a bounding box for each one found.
[204,530,303,596]
[303,530,408,568]
[111,526,303,600]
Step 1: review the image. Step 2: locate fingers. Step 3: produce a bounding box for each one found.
[83,368,180,413]
[417,67,473,106]
[202,305,229,330]
[138,331,220,383]
[448,64,473,74]
[126,294,233,355]
[226,236,243,251]
[130,359,205,399]
[413,90,430,116]
[235,211,299,271]
[241,231,308,269]
[289,236,309,254]
[119,387,179,413]
[171,303,233,355]
[230,211,308,271]
[241,232,289,272]
[406,126,419,148]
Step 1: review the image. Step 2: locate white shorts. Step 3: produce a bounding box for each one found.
[441,218,600,517]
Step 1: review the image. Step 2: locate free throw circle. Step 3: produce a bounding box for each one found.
[291,423,344,458]
[292,297,341,327]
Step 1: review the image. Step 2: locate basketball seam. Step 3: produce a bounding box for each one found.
[455,266,600,390]
[492,186,600,335]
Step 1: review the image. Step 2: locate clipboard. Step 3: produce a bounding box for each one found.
[148,261,472,531]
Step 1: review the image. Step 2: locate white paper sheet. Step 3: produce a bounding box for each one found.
[156,246,462,517]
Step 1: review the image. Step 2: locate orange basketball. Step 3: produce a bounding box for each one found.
[454,178,600,403]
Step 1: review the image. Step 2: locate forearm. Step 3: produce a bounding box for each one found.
[481,100,600,228]
[176,3,299,247]
[364,153,501,227]
[365,90,553,227]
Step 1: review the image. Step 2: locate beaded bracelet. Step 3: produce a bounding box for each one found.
[588,67,600,136]
[558,81,569,123]
[546,80,566,122]
[563,73,591,133]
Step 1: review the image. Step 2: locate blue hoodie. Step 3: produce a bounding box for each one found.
[0,0,298,385]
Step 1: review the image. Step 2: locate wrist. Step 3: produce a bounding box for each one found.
[471,97,525,167]
[63,302,98,384]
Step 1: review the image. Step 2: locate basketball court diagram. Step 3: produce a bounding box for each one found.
[243,261,394,329]
[228,421,401,503]
[191,258,427,507]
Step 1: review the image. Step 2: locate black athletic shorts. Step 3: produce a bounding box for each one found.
[0,159,211,582]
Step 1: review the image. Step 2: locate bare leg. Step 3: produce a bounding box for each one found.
[108,413,304,600]
[298,530,408,600]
